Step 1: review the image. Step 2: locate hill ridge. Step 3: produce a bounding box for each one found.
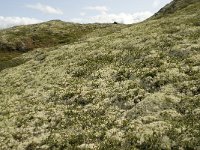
[153,0,199,18]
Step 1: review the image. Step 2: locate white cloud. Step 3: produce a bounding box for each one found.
[80,12,86,16]
[84,6,109,15]
[153,0,161,8]
[76,5,153,24]
[0,16,43,28]
[26,3,63,15]
[71,11,153,24]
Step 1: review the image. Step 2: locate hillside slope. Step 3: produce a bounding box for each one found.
[0,0,200,149]
[0,20,126,52]
[0,21,126,71]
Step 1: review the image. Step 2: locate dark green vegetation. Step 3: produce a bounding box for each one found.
[0,0,200,149]
[0,50,25,71]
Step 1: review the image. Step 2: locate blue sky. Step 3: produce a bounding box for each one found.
[0,0,172,28]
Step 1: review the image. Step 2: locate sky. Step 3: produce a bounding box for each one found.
[0,0,172,28]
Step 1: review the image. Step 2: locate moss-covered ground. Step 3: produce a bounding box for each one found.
[0,0,199,149]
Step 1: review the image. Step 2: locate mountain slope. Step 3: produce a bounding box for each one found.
[0,0,200,149]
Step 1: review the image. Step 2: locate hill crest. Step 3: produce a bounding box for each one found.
[153,0,199,18]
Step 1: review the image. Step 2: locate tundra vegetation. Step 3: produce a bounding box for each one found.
[0,0,199,149]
